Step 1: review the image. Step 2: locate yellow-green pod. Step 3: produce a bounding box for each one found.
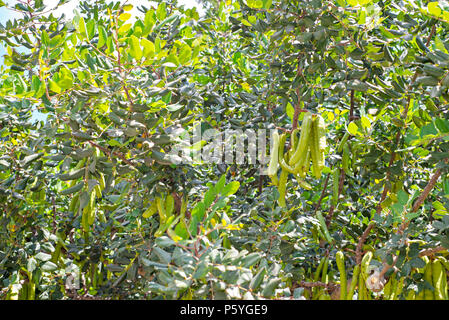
[69,192,80,214]
[289,112,313,166]
[321,257,330,284]
[156,196,167,224]
[392,276,405,300]
[388,273,398,300]
[336,251,347,300]
[358,272,370,300]
[27,281,35,300]
[342,143,350,174]
[98,173,106,191]
[383,276,392,299]
[267,130,280,179]
[347,264,360,300]
[361,251,373,279]
[337,132,350,153]
[143,201,158,218]
[319,293,331,300]
[423,257,435,300]
[288,128,300,159]
[82,204,90,232]
[87,191,96,225]
[432,259,447,300]
[437,257,449,300]
[277,169,288,207]
[165,193,175,217]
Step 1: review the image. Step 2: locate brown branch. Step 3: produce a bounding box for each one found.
[411,168,443,213]
[355,222,375,265]
[359,26,437,260]
[88,141,137,167]
[379,245,447,279]
[418,246,446,257]
[292,55,305,130]
[297,280,337,289]
[348,89,356,121]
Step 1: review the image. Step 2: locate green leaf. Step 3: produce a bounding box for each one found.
[262,0,272,9]
[118,23,132,35]
[247,0,264,8]
[41,261,58,272]
[262,278,282,297]
[397,190,409,206]
[57,67,73,90]
[286,103,294,121]
[249,268,266,290]
[361,116,371,130]
[215,175,226,194]
[118,13,131,21]
[191,202,206,221]
[144,10,155,34]
[222,181,240,196]
[86,19,96,40]
[178,44,192,65]
[129,35,142,60]
[241,253,262,267]
[141,38,155,59]
[77,17,87,39]
[347,122,359,136]
[428,2,442,17]
[156,2,167,21]
[97,26,107,48]
[166,103,183,112]
[35,252,52,261]
[435,118,449,133]
[410,257,426,268]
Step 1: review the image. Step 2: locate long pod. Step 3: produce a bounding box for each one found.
[267,130,280,185]
[288,128,300,159]
[342,143,350,174]
[289,112,313,166]
[321,256,330,284]
[336,251,347,300]
[316,210,333,243]
[347,264,360,300]
[383,274,392,299]
[310,116,325,179]
[432,259,448,300]
[295,149,310,178]
[358,272,367,300]
[388,273,398,300]
[277,169,288,207]
[423,257,435,300]
[437,257,449,300]
[392,276,405,300]
[313,256,327,298]
[337,132,350,153]
[361,251,373,279]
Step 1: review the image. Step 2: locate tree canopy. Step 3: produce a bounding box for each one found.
[1,0,449,300]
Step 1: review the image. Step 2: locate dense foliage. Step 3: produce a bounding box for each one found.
[1,0,449,300]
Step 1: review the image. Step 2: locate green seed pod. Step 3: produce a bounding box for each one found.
[347,264,360,300]
[336,251,347,300]
[289,112,313,166]
[432,259,447,300]
[277,169,288,207]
